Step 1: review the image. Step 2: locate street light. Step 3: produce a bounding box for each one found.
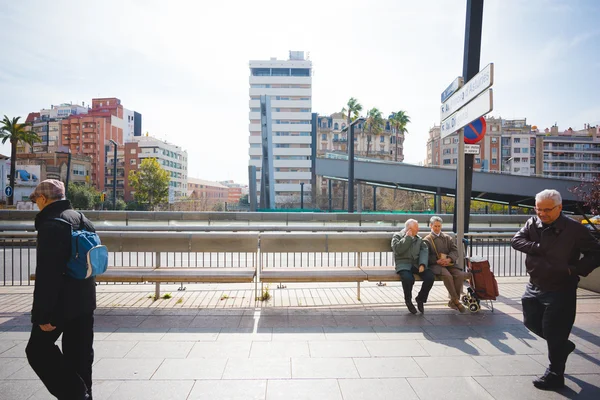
[504,157,513,174]
[109,139,118,210]
[341,118,365,213]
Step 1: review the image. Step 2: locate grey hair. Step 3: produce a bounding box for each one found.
[429,216,443,225]
[404,219,418,229]
[535,189,562,206]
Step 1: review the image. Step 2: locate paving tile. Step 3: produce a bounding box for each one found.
[414,355,491,377]
[528,353,600,374]
[266,379,342,400]
[338,378,419,400]
[93,358,163,380]
[468,337,543,355]
[104,327,167,341]
[161,328,219,342]
[408,377,494,400]
[473,354,546,376]
[417,339,484,356]
[422,326,477,340]
[308,340,370,358]
[287,315,338,328]
[217,327,273,341]
[187,341,252,358]
[28,380,122,400]
[222,357,291,379]
[6,362,37,379]
[379,315,435,326]
[0,357,28,379]
[292,357,359,378]
[125,341,194,359]
[0,341,27,358]
[103,379,194,400]
[137,315,195,329]
[271,327,326,341]
[363,339,428,357]
[570,334,600,353]
[475,374,600,400]
[152,358,227,380]
[187,379,267,400]
[0,340,22,356]
[0,331,30,340]
[189,315,242,328]
[322,326,379,341]
[373,326,430,340]
[239,316,290,329]
[250,341,310,358]
[0,379,45,400]
[333,315,385,326]
[94,340,137,359]
[94,315,147,329]
[354,357,426,378]
[468,324,533,338]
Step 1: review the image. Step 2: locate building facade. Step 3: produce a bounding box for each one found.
[248,51,312,207]
[187,178,229,207]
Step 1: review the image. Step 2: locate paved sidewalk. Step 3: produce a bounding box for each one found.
[1,278,599,399]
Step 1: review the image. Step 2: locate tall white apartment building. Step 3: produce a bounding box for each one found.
[248,51,312,206]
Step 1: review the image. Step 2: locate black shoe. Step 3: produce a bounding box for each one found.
[405,301,417,314]
[416,300,425,313]
[532,369,565,390]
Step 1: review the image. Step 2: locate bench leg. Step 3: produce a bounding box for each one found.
[155,282,161,300]
[357,282,361,301]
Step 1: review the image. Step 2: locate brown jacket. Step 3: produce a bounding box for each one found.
[423,232,460,270]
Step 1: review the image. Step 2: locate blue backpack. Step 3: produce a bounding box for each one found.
[54,213,108,279]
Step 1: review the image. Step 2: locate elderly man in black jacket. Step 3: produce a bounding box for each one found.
[512,189,600,391]
[25,179,96,400]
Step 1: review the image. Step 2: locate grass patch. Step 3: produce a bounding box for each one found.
[162,293,172,299]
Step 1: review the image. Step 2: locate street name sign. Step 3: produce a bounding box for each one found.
[464,144,480,155]
[440,63,494,121]
[441,88,493,138]
[441,77,464,103]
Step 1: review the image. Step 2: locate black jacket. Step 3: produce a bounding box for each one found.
[511,213,600,292]
[32,200,97,325]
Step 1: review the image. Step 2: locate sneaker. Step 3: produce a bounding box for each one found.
[405,301,417,314]
[416,299,425,313]
[532,369,565,390]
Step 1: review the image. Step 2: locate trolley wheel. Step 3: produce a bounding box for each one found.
[462,295,470,304]
[469,303,480,313]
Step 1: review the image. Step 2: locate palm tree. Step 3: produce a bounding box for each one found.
[364,108,383,157]
[391,110,410,162]
[0,116,41,205]
[341,97,363,147]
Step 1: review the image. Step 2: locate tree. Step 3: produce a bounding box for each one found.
[570,176,600,215]
[341,98,363,149]
[364,108,383,157]
[390,110,410,162]
[67,183,100,210]
[128,158,170,210]
[0,116,41,205]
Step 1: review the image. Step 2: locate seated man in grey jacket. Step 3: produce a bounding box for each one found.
[391,219,435,314]
[423,216,468,313]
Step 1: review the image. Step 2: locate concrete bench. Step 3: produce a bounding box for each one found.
[31,231,259,298]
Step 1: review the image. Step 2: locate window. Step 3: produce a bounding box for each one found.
[522,157,529,163]
[130,159,136,165]
[452,158,457,164]
[492,148,497,154]
[321,134,327,141]
[475,158,481,164]
[334,123,339,130]
[380,136,384,143]
[491,137,498,143]
[522,147,529,153]
[514,138,521,144]
[514,148,521,153]
[130,149,136,154]
[492,158,497,165]
[443,159,451,165]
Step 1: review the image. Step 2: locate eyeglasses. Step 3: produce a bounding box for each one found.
[534,205,559,213]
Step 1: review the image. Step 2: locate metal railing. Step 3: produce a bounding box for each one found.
[0,230,525,286]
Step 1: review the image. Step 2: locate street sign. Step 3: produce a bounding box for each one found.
[441,89,493,138]
[464,144,480,155]
[440,63,494,121]
[464,117,487,144]
[5,186,13,197]
[441,77,464,103]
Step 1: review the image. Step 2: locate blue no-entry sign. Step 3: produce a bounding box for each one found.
[464,117,487,144]
[5,186,13,197]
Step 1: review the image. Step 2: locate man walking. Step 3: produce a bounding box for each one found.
[392,219,434,314]
[423,216,468,312]
[512,189,600,390]
[25,179,96,400]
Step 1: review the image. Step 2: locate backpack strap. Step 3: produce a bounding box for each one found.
[77,212,85,230]
[424,234,440,258]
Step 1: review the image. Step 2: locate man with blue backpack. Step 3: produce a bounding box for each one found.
[26,179,106,400]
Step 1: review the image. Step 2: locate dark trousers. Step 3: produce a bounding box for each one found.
[398,267,435,303]
[26,313,94,400]
[522,288,576,375]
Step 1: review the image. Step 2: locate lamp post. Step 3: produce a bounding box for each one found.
[109,139,118,210]
[504,157,513,174]
[341,118,365,213]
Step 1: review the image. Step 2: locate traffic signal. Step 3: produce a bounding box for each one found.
[100,193,105,202]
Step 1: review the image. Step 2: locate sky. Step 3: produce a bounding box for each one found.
[1,0,599,185]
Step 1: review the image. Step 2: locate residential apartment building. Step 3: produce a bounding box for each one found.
[187,178,229,207]
[537,124,600,181]
[425,117,535,175]
[248,51,312,206]
[219,180,247,204]
[317,112,402,161]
